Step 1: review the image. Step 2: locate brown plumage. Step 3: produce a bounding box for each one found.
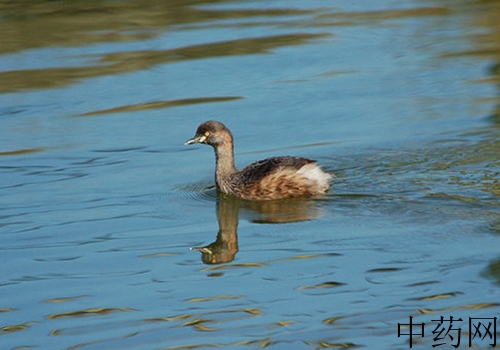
[185,120,332,201]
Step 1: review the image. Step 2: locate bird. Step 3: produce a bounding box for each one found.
[185,120,332,201]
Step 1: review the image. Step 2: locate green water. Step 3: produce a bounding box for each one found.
[1,1,499,349]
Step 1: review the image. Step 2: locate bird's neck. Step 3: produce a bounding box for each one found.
[214,141,237,188]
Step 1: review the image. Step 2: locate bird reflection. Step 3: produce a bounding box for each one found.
[191,194,240,265]
[191,193,325,264]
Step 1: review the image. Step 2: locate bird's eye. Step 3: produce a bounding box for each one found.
[204,131,210,137]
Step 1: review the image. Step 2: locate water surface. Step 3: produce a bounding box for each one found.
[1,0,499,349]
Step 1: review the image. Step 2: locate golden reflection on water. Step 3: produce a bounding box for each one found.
[46,307,135,319]
[315,6,449,26]
[417,302,500,315]
[1,323,31,333]
[78,96,243,117]
[0,1,309,54]
[0,147,45,157]
[0,0,329,93]
[0,2,457,94]
[0,33,328,93]
[453,2,500,126]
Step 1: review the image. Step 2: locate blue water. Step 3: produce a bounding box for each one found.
[1,1,499,349]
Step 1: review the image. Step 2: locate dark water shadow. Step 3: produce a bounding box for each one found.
[191,192,325,265]
[77,96,243,117]
[1,20,328,93]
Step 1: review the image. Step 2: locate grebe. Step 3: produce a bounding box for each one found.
[185,121,332,201]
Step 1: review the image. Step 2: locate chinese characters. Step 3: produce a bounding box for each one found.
[398,316,497,348]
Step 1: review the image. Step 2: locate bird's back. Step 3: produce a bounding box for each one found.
[231,156,331,200]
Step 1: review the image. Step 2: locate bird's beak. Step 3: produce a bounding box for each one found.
[185,135,206,145]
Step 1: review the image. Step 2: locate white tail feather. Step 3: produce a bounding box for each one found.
[297,163,333,193]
